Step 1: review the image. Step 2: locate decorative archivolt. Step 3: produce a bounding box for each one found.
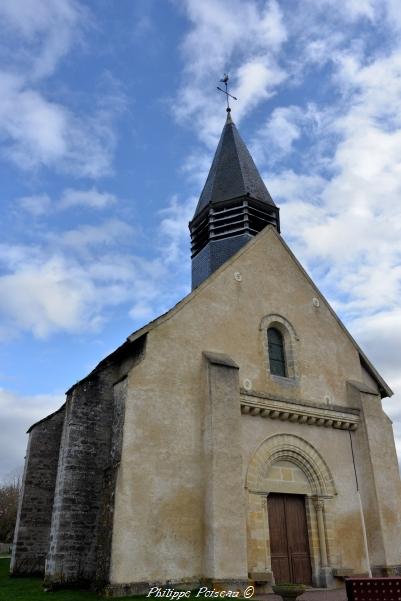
[246,433,336,497]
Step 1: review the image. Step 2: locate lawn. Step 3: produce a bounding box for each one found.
[0,558,140,601]
[0,558,248,601]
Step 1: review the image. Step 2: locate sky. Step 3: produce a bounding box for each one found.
[1,0,401,482]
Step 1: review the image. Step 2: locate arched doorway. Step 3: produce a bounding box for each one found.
[246,434,336,588]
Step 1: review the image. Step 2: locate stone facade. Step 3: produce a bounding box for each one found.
[11,227,401,595]
[108,227,400,594]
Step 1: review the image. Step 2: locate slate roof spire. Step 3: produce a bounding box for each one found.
[193,108,276,218]
[189,109,280,290]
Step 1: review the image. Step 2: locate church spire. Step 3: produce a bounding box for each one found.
[189,108,280,289]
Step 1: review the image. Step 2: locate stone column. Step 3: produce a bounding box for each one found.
[313,498,328,567]
[313,497,332,587]
[202,351,248,590]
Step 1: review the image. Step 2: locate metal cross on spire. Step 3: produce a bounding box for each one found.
[217,74,238,112]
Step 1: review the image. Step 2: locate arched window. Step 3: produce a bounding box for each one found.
[267,327,286,377]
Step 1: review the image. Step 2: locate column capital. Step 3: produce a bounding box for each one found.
[313,497,325,512]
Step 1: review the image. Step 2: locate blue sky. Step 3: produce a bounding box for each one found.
[1,0,401,481]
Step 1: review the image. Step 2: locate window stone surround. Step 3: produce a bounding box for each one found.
[260,313,299,381]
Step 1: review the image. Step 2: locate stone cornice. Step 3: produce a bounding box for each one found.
[240,390,359,431]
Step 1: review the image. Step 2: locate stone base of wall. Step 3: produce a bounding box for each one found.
[371,565,401,577]
[103,578,250,598]
[318,567,334,588]
[202,579,250,593]
[43,575,92,591]
[10,554,46,577]
[103,577,202,598]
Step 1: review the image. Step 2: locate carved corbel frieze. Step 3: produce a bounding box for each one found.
[240,391,359,431]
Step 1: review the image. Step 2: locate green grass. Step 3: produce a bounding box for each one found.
[0,558,99,601]
[0,558,248,601]
[0,558,150,601]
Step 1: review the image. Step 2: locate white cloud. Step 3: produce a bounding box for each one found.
[60,188,118,209]
[262,38,401,318]
[56,220,135,253]
[179,0,286,78]
[19,194,52,216]
[0,255,101,339]
[352,309,401,378]
[0,72,68,165]
[181,150,213,190]
[158,195,197,264]
[174,0,287,146]
[0,218,136,339]
[0,191,196,340]
[0,1,124,176]
[304,0,377,23]
[0,0,84,80]
[232,60,286,124]
[129,302,156,321]
[267,170,327,205]
[252,105,323,167]
[383,391,401,466]
[0,71,122,176]
[257,107,302,156]
[19,188,119,216]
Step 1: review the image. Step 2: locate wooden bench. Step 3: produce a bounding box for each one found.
[346,577,401,601]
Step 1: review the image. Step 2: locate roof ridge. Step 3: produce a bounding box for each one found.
[229,119,247,197]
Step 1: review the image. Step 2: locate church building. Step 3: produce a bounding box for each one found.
[11,106,401,595]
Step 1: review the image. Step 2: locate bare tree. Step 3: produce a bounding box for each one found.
[0,469,22,543]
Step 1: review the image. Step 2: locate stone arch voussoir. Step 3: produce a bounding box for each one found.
[246,433,336,497]
[259,313,299,341]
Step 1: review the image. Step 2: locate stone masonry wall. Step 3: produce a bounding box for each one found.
[192,233,252,289]
[44,336,145,588]
[96,376,128,585]
[10,407,65,576]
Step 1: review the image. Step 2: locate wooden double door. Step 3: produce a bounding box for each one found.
[268,493,312,585]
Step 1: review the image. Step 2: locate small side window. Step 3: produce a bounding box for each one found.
[267,327,286,377]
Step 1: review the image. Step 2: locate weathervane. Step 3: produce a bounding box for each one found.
[217,74,238,112]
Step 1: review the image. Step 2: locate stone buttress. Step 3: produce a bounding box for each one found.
[11,335,146,588]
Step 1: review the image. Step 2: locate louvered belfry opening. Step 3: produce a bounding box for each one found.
[190,195,280,259]
[189,109,280,288]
